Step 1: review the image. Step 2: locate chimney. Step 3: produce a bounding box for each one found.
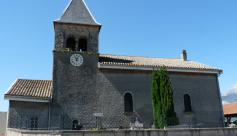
[181,50,187,61]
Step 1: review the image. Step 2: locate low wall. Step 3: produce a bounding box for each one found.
[0,112,7,136]
[7,128,237,136]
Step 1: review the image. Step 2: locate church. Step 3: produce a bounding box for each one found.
[4,0,224,129]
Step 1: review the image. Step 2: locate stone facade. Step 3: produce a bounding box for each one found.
[51,50,223,128]
[8,101,49,127]
[8,101,49,118]
[54,23,100,52]
[5,0,224,130]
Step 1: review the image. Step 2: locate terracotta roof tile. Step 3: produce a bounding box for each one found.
[5,79,52,98]
[99,54,222,71]
[223,102,237,115]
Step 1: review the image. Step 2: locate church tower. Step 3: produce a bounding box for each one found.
[51,0,102,120]
[54,0,101,52]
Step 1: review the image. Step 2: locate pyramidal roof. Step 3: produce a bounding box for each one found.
[54,0,101,26]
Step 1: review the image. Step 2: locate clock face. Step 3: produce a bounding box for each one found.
[70,54,83,66]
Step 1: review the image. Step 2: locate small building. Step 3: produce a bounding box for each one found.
[4,0,224,130]
[223,102,237,127]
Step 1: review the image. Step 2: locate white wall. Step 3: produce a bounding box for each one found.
[0,112,7,136]
[6,128,237,136]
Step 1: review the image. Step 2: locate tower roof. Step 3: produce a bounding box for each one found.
[54,0,101,26]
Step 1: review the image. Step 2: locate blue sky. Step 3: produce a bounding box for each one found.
[1,0,237,111]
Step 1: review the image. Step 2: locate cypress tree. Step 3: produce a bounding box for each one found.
[151,66,179,129]
[151,69,162,128]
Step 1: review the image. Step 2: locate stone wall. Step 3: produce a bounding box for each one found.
[169,72,223,127]
[51,51,223,128]
[8,101,49,127]
[7,128,237,136]
[54,23,100,52]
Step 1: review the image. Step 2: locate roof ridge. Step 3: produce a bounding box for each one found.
[57,0,73,21]
[82,0,101,25]
[99,53,180,59]
[18,79,52,81]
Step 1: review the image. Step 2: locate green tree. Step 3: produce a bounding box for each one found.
[151,66,179,129]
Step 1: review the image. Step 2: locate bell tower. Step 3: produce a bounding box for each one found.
[53,0,101,52]
[51,0,102,119]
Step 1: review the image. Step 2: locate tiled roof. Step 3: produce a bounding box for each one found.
[99,54,222,71]
[223,102,237,115]
[5,79,52,98]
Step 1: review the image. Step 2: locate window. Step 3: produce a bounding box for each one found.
[78,37,87,51]
[184,94,192,112]
[124,92,133,112]
[30,117,38,130]
[66,36,76,51]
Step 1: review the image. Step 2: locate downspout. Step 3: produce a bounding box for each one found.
[48,96,52,130]
[217,71,225,127]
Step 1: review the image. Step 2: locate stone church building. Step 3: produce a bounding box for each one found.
[5,0,224,129]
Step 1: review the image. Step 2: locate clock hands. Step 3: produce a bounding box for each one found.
[74,55,79,61]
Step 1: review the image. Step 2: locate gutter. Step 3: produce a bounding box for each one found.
[98,63,222,74]
[4,95,51,103]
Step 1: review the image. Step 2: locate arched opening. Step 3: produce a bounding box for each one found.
[72,120,78,130]
[124,92,133,112]
[78,37,87,51]
[184,94,192,112]
[66,37,76,51]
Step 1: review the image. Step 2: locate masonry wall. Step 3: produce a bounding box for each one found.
[169,72,223,127]
[51,51,223,128]
[54,23,100,52]
[97,69,154,127]
[51,51,100,129]
[8,101,49,127]
[97,69,223,127]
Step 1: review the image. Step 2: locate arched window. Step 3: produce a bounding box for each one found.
[66,36,76,51]
[78,37,87,51]
[124,92,133,112]
[184,94,192,112]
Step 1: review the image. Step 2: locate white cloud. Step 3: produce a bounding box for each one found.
[222,101,230,104]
